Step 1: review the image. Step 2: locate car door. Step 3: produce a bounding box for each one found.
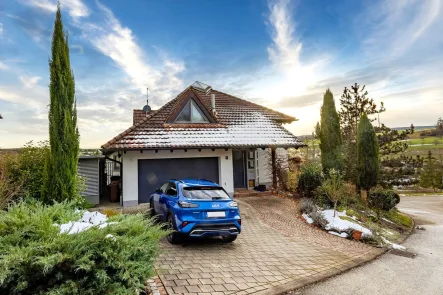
[160,182,178,217]
[153,182,168,215]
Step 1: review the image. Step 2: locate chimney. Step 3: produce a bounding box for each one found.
[211,94,216,111]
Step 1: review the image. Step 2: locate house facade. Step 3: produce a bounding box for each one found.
[102,82,304,207]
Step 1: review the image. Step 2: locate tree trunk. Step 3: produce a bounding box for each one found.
[271,148,277,189]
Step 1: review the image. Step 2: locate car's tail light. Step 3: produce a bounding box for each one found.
[238,219,241,226]
[178,201,199,208]
[228,201,238,208]
[181,221,189,228]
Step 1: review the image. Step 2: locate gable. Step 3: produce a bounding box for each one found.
[166,89,217,124]
[175,100,209,123]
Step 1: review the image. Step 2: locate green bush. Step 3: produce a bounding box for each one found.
[297,162,324,198]
[0,201,166,294]
[4,141,48,200]
[0,154,23,209]
[368,188,400,211]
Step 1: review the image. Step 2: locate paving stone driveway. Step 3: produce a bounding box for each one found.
[155,196,382,295]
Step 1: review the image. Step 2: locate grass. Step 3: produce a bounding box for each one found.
[407,137,443,145]
[383,209,413,229]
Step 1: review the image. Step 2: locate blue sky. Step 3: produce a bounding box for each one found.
[0,0,442,148]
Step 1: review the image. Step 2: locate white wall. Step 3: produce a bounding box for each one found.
[257,148,288,187]
[121,149,234,207]
[257,148,272,186]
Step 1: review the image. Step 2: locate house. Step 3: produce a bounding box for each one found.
[101,82,304,207]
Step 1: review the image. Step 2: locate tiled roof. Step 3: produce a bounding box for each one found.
[102,84,304,150]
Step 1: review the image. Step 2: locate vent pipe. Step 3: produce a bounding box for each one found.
[211,94,216,111]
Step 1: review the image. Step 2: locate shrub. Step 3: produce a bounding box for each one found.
[316,169,342,216]
[299,198,316,214]
[368,188,400,211]
[286,170,299,193]
[310,210,328,228]
[339,182,360,207]
[0,201,167,294]
[2,141,49,201]
[0,154,23,209]
[297,162,324,198]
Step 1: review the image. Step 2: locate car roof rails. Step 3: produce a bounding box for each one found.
[170,179,184,183]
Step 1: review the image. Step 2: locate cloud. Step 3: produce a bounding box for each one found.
[0,61,8,71]
[265,0,443,135]
[75,1,185,106]
[243,0,328,103]
[267,0,301,70]
[6,13,52,43]
[0,23,3,36]
[18,0,89,19]
[359,0,442,59]
[19,75,42,89]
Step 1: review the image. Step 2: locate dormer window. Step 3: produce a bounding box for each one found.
[174,100,209,123]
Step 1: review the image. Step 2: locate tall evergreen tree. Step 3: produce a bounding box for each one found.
[420,151,443,190]
[318,89,344,174]
[357,113,379,194]
[42,5,79,202]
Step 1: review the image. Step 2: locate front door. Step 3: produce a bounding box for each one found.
[233,150,246,188]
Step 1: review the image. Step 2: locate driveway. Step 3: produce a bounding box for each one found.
[299,195,443,295]
[155,196,381,295]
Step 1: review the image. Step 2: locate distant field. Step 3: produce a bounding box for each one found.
[297,127,443,159]
[403,128,443,158]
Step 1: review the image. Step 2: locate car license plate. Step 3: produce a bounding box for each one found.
[207,211,225,218]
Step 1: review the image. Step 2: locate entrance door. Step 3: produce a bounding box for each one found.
[233,150,246,188]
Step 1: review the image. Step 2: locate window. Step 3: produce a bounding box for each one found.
[175,100,209,123]
[159,183,169,193]
[113,155,120,171]
[182,187,231,200]
[165,182,178,197]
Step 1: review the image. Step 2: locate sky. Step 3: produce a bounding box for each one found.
[0,0,442,148]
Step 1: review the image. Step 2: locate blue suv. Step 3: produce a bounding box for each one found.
[149,179,241,244]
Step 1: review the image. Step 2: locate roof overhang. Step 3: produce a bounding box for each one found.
[101,143,306,155]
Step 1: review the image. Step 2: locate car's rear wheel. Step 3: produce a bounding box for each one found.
[167,214,183,244]
[221,235,237,243]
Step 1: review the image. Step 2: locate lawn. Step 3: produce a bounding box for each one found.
[404,129,443,157]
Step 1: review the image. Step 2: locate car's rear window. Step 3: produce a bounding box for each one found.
[182,186,231,200]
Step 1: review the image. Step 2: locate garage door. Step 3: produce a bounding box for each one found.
[138,157,219,203]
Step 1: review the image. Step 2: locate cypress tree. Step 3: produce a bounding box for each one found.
[319,89,344,174]
[357,113,379,193]
[420,151,443,190]
[42,5,79,202]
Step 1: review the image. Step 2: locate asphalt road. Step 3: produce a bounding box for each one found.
[298,195,443,295]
